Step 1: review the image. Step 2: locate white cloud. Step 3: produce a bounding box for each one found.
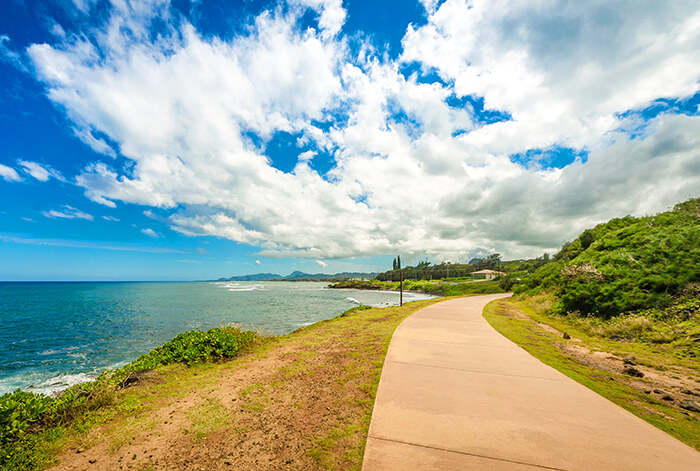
[24,0,700,262]
[42,205,94,220]
[0,163,22,182]
[315,259,327,268]
[0,35,27,72]
[102,215,120,221]
[292,0,346,37]
[196,247,208,254]
[401,0,700,154]
[18,160,65,182]
[255,259,261,265]
[141,228,160,238]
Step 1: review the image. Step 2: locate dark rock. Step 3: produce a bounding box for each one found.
[680,400,700,413]
[622,365,644,377]
[661,393,674,401]
[563,332,571,339]
[680,388,700,397]
[653,389,666,394]
[89,459,97,464]
[623,355,637,365]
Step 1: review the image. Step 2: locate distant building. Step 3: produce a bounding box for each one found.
[470,269,505,280]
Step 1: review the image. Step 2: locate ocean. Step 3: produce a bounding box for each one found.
[0,281,432,396]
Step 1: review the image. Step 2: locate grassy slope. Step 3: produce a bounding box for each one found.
[7,298,447,471]
[517,198,700,317]
[484,298,699,450]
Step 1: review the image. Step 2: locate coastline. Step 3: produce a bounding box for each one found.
[2,298,447,470]
[0,281,432,397]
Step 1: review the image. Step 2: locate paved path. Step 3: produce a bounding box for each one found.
[362,294,700,470]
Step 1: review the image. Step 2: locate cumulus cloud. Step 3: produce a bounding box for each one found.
[0,163,22,182]
[255,259,261,265]
[42,205,94,220]
[24,0,700,262]
[18,160,65,182]
[141,228,160,238]
[315,259,327,268]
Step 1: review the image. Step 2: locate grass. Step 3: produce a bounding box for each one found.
[187,398,231,440]
[483,297,700,449]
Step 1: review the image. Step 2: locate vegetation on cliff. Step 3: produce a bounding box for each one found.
[515,198,700,318]
[1,326,260,469]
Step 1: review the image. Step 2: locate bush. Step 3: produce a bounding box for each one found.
[128,325,258,369]
[0,391,51,442]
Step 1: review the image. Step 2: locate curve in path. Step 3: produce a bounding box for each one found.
[362,294,699,471]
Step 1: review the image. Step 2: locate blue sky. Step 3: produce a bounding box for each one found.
[1,0,699,281]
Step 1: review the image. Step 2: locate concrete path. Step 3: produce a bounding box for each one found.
[362,294,700,470]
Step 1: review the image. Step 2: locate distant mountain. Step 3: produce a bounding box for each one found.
[216,271,377,282]
[216,273,281,281]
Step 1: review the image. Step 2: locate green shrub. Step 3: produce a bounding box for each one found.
[128,325,258,369]
[0,391,51,442]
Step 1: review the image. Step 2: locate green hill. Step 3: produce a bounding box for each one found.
[516,198,700,318]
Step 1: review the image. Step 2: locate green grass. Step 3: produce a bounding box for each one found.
[483,298,700,449]
[187,398,231,440]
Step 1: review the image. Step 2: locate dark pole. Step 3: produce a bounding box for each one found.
[400,269,403,306]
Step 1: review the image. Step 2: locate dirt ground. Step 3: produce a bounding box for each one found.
[46,301,437,471]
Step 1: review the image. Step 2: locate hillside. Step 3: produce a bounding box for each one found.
[516,198,700,318]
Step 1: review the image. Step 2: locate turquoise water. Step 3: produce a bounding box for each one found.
[0,281,432,395]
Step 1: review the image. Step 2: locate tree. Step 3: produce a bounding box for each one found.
[393,258,397,270]
[397,255,401,270]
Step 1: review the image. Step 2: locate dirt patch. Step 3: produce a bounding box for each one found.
[557,335,700,413]
[47,301,438,471]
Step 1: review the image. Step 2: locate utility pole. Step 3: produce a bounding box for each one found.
[400,268,403,306]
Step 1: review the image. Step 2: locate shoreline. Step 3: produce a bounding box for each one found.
[1,285,436,398]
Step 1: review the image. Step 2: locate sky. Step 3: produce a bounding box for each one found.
[1,0,699,281]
